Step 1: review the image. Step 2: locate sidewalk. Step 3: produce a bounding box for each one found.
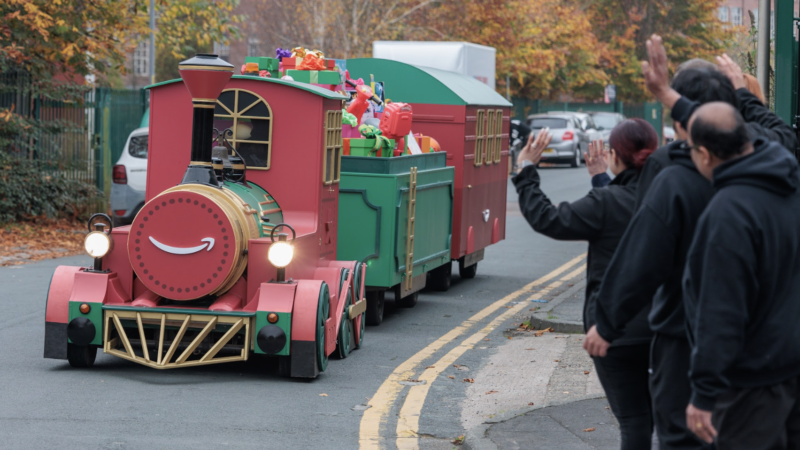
[461,275,623,449]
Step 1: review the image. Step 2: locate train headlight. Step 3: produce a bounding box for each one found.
[84,231,112,258]
[268,241,293,268]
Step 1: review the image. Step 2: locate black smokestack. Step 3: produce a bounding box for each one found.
[177,54,234,187]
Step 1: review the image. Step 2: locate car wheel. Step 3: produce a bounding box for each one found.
[570,148,580,168]
[365,290,384,326]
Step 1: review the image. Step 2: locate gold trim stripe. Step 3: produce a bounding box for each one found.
[231,164,245,170]
[190,161,213,166]
[180,65,235,72]
[193,104,216,109]
[192,98,218,103]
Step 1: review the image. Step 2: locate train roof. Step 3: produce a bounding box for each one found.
[347,58,511,107]
[145,75,348,100]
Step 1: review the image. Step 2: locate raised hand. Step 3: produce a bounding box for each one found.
[517,128,552,167]
[585,139,608,177]
[716,53,746,90]
[641,34,680,108]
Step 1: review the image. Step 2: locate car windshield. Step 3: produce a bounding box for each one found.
[529,118,568,129]
[592,115,619,129]
[129,135,148,158]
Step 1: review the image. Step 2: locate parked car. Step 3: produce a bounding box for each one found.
[509,119,532,175]
[663,126,675,144]
[110,127,148,226]
[544,111,602,162]
[589,112,625,142]
[525,114,584,167]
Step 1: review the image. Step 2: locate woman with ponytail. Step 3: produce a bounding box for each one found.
[512,118,658,449]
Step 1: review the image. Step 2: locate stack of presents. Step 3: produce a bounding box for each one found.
[241,46,442,159]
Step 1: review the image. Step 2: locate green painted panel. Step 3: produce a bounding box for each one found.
[69,301,103,346]
[341,152,447,174]
[347,58,511,107]
[254,311,291,355]
[224,181,282,238]
[337,153,454,289]
[146,76,347,100]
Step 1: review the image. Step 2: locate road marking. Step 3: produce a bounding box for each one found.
[395,264,586,449]
[358,253,587,449]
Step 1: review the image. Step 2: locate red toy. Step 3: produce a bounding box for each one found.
[378,102,413,156]
[345,84,374,125]
[43,54,365,378]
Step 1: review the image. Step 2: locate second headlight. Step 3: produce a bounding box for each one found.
[268,241,293,268]
[84,231,112,258]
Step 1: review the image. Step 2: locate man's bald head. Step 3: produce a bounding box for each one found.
[689,102,751,160]
[676,58,717,75]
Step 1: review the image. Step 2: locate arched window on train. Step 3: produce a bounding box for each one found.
[213,89,274,170]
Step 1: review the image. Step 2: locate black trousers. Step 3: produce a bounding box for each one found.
[593,343,653,450]
[650,334,710,450]
[712,376,800,449]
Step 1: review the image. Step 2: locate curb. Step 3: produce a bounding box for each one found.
[462,393,607,450]
[528,314,584,334]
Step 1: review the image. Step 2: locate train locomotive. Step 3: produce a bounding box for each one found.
[44,54,365,378]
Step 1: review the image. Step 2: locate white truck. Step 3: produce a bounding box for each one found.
[371,41,496,89]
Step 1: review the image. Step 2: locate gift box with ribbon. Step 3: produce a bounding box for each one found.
[347,137,394,157]
[282,58,335,71]
[285,69,341,85]
[244,57,279,78]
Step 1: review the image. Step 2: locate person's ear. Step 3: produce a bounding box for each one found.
[698,146,712,166]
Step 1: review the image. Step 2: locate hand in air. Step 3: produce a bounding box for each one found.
[583,325,610,357]
[716,54,746,90]
[585,140,608,177]
[642,35,680,108]
[517,128,552,167]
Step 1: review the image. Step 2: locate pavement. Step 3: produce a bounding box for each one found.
[0,166,623,449]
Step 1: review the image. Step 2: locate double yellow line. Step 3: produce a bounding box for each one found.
[358,253,588,449]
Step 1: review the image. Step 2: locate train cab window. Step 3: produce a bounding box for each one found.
[492,109,503,163]
[486,110,496,164]
[323,110,343,185]
[213,89,273,170]
[474,109,486,167]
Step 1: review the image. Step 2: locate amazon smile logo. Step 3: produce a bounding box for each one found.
[149,237,215,255]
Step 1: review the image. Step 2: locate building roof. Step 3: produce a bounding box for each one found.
[347,58,511,107]
[145,75,348,100]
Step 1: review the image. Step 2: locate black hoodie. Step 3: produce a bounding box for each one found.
[594,143,714,342]
[684,138,800,410]
[513,166,652,345]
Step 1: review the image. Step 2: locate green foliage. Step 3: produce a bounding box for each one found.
[0,153,102,224]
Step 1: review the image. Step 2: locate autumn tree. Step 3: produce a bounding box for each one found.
[587,0,733,101]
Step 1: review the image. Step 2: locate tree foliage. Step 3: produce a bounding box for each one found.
[587,0,733,101]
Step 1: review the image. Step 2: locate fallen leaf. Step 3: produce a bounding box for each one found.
[583,427,596,432]
[563,391,569,394]
[584,371,590,375]
[503,305,513,309]
[527,402,535,406]
[525,348,534,350]
[426,366,435,369]
[452,435,465,445]
[319,393,328,397]
[483,338,491,341]
[485,390,498,395]
[554,359,560,362]
[463,378,474,383]
[448,375,455,379]
[453,364,464,368]
[507,336,513,340]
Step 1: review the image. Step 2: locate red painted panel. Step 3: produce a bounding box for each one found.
[45,266,83,323]
[291,279,323,341]
[105,226,133,300]
[243,281,296,314]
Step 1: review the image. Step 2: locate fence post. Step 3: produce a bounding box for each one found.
[644,102,663,143]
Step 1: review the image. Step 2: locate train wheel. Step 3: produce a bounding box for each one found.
[67,343,97,368]
[334,312,353,359]
[427,263,452,292]
[278,356,292,377]
[459,259,478,279]
[365,290,384,326]
[354,314,365,349]
[396,291,418,308]
[316,284,329,373]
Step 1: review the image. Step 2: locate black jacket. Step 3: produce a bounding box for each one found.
[684,138,800,410]
[594,144,714,341]
[634,88,797,211]
[513,166,651,345]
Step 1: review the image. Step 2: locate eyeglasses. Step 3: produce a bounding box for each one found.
[680,142,701,152]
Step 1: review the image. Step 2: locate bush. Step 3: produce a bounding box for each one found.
[0,153,104,224]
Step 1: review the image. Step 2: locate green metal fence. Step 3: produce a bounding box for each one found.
[0,72,148,197]
[511,98,663,142]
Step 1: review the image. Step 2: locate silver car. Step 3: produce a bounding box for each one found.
[110,128,148,226]
[589,112,625,142]
[525,114,584,167]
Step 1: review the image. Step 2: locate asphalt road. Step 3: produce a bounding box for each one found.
[0,166,592,450]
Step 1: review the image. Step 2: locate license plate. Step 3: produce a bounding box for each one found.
[542,148,555,155]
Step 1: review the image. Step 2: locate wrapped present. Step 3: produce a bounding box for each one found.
[245,56,279,72]
[343,124,361,139]
[283,57,335,71]
[348,137,394,157]
[285,69,341,85]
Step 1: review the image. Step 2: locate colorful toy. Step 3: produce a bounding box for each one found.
[345,58,511,295]
[378,102,413,156]
[43,54,365,378]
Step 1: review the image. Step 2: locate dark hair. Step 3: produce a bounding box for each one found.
[608,118,658,170]
[675,58,717,74]
[690,107,751,160]
[671,68,738,109]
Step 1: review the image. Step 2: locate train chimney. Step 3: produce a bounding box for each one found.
[178,54,234,186]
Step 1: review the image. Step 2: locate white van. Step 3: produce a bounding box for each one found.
[110,127,148,225]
